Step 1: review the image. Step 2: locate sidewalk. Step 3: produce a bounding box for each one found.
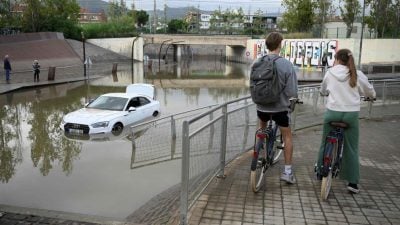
[0,63,124,94]
[187,115,400,225]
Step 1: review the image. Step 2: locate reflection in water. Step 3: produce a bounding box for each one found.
[0,59,253,218]
[0,103,22,183]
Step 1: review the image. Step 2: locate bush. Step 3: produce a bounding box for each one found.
[81,16,137,39]
[282,32,314,39]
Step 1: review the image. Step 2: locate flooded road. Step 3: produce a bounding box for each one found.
[0,59,258,219]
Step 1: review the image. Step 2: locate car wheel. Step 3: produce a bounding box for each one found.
[152,111,159,117]
[112,122,123,135]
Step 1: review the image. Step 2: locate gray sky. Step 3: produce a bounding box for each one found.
[122,0,284,14]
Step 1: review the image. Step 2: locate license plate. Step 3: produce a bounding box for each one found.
[69,128,83,134]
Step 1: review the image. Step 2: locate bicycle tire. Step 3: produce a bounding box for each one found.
[320,140,338,200]
[250,139,267,193]
[321,171,332,200]
[272,128,283,165]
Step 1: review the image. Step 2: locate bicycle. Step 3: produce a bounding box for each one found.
[250,98,302,193]
[318,97,375,200]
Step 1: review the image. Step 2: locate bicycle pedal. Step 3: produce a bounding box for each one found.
[277,146,284,149]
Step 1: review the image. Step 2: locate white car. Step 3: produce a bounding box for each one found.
[62,84,160,135]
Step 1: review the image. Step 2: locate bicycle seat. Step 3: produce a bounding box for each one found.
[329,121,348,128]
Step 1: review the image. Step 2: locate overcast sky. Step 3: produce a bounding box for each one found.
[122,0,284,14]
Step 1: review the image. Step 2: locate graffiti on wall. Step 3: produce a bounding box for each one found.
[253,39,338,67]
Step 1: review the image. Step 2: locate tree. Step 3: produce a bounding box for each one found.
[108,0,128,19]
[340,0,361,38]
[21,0,81,38]
[314,0,334,37]
[131,10,149,28]
[167,19,187,33]
[365,0,395,38]
[281,0,315,32]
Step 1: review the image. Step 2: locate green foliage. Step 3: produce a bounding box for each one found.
[20,0,81,39]
[81,16,136,38]
[210,7,245,34]
[108,0,128,19]
[167,19,188,33]
[365,0,400,38]
[340,0,361,38]
[136,10,149,28]
[281,0,315,32]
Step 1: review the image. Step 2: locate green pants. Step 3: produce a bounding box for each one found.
[317,110,360,184]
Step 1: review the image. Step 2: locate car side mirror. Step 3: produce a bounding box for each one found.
[84,99,95,107]
[128,106,136,112]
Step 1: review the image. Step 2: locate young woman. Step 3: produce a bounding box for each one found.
[316,49,376,193]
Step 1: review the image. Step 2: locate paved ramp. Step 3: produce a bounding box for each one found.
[0,32,82,71]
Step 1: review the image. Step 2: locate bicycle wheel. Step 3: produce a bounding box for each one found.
[320,141,338,200]
[272,128,283,165]
[250,139,267,193]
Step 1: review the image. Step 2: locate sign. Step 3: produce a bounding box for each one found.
[245,51,250,57]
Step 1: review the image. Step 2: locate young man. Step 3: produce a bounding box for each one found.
[255,32,298,183]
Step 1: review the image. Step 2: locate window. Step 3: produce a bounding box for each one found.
[139,97,150,106]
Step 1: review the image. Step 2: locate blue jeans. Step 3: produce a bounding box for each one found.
[5,69,10,81]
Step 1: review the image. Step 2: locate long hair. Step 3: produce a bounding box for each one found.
[335,49,357,88]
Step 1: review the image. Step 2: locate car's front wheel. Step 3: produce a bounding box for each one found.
[152,111,159,117]
[112,122,123,135]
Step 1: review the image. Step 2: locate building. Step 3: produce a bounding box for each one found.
[79,8,107,24]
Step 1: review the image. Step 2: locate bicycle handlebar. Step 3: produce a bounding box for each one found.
[361,96,376,102]
[289,98,303,111]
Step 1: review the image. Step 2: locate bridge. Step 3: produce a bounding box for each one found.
[141,34,250,47]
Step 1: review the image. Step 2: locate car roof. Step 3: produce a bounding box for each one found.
[101,93,149,99]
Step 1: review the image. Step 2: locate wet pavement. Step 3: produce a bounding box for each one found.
[187,113,400,225]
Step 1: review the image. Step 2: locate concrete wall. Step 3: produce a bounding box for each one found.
[87,37,144,61]
[242,38,400,66]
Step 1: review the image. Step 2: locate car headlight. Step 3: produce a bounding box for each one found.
[91,121,109,128]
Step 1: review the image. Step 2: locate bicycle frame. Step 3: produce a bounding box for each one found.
[252,119,278,170]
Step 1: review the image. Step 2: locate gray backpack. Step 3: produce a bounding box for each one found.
[250,55,282,105]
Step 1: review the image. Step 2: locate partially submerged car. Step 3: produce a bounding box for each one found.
[61,83,160,135]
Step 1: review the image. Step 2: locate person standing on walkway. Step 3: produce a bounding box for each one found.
[316,48,376,193]
[32,60,40,82]
[4,55,11,83]
[252,32,298,184]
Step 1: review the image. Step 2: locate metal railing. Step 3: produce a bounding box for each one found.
[179,79,400,225]
[129,79,400,225]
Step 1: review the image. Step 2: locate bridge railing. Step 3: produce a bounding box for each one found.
[179,79,400,225]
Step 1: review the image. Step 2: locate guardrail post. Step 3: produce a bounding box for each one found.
[130,126,136,169]
[180,121,190,225]
[217,104,228,178]
[171,115,176,139]
[171,116,177,159]
[382,81,386,105]
[208,112,214,152]
[242,99,250,152]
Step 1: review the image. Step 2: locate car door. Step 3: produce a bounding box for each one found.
[125,97,145,125]
[138,97,153,119]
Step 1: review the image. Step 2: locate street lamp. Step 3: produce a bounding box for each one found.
[81,31,86,77]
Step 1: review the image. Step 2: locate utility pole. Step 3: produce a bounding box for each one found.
[164,0,167,33]
[153,0,157,34]
[321,0,325,38]
[358,0,366,69]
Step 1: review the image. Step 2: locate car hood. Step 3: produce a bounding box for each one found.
[64,108,126,125]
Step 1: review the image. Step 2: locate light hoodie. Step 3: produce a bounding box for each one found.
[320,64,376,112]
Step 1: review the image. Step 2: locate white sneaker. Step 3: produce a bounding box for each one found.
[280,171,296,184]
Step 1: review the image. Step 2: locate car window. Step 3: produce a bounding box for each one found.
[87,96,128,111]
[139,97,150,106]
[126,97,140,110]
